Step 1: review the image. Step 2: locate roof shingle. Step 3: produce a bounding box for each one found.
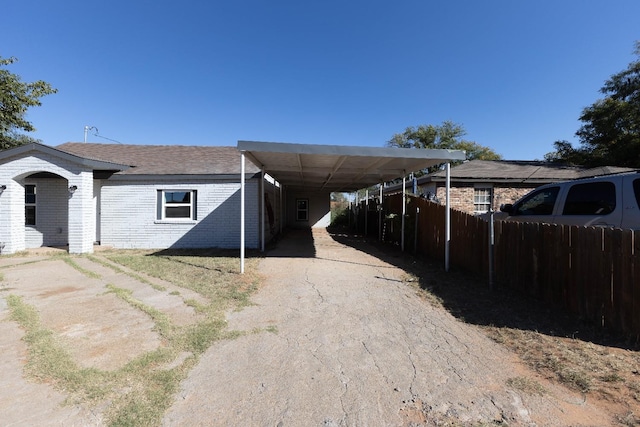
[426,160,636,183]
[56,143,260,175]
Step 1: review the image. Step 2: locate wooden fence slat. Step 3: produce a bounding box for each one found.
[633,230,640,335]
[605,228,620,330]
[379,194,640,336]
[615,230,633,333]
[571,226,585,320]
[587,226,601,325]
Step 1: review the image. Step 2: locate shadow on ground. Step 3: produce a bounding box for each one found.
[326,227,640,352]
[150,228,316,260]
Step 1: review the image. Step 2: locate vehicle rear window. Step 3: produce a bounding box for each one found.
[562,181,616,215]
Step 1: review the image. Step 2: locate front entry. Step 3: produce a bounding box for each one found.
[24,174,70,248]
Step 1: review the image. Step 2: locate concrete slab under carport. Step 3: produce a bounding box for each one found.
[236,140,466,272]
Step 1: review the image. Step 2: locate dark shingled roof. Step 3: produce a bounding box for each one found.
[425,160,636,183]
[56,143,260,175]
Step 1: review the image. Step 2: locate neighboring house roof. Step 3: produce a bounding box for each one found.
[424,160,636,184]
[57,142,261,176]
[382,159,637,194]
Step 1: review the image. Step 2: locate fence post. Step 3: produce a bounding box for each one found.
[354,192,359,233]
[401,173,406,251]
[414,206,420,255]
[378,184,383,241]
[365,188,369,237]
[489,209,495,290]
[445,163,451,272]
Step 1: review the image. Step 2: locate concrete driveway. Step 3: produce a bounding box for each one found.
[0,230,610,426]
[162,229,608,426]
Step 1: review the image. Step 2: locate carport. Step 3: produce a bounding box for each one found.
[237,140,466,273]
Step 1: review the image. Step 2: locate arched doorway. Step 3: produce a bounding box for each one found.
[21,171,70,249]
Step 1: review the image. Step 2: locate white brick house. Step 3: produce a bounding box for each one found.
[1,140,468,258]
[0,142,266,254]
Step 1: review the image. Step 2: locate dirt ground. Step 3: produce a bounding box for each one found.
[0,230,621,426]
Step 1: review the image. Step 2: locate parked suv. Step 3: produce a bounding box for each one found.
[499,172,640,229]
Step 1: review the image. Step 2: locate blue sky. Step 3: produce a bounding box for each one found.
[4,0,640,160]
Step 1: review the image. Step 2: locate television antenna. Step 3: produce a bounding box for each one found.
[84,125,98,143]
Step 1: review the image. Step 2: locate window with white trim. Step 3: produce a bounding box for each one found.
[25,184,36,226]
[157,190,197,220]
[473,186,492,214]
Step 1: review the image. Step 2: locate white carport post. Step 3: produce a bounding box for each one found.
[401,171,406,251]
[365,188,369,236]
[445,162,451,272]
[260,168,265,252]
[240,151,246,274]
[378,183,383,241]
[279,183,283,234]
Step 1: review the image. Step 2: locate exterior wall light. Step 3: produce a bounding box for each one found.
[68,185,78,194]
[0,185,6,193]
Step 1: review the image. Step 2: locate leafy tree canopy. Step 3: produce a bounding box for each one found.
[386,120,502,163]
[0,56,57,150]
[545,42,640,167]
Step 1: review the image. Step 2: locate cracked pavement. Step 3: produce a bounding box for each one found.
[162,229,610,426]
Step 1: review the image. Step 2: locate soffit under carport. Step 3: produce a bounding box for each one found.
[237,140,467,193]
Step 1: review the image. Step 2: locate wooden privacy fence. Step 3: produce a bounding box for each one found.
[378,194,640,336]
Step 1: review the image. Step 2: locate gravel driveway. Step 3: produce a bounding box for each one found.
[162,229,608,426]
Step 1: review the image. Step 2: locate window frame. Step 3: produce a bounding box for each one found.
[25,184,36,226]
[157,190,197,221]
[473,185,492,215]
[296,198,309,221]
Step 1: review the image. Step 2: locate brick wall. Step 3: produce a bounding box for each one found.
[430,183,539,215]
[0,152,93,254]
[99,178,260,249]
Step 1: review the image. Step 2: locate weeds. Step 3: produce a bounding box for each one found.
[106,284,175,339]
[6,295,110,400]
[4,250,261,426]
[88,254,167,291]
[506,376,546,396]
[62,257,101,279]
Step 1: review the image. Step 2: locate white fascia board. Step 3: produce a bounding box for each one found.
[0,142,130,171]
[237,140,466,161]
[106,173,261,181]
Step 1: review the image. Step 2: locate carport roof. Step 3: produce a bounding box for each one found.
[237,140,466,192]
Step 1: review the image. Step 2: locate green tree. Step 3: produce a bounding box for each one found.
[0,56,57,149]
[543,140,589,165]
[546,42,640,167]
[386,120,502,162]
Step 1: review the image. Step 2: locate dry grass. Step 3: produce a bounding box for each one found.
[4,249,262,427]
[400,254,640,424]
[506,376,547,396]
